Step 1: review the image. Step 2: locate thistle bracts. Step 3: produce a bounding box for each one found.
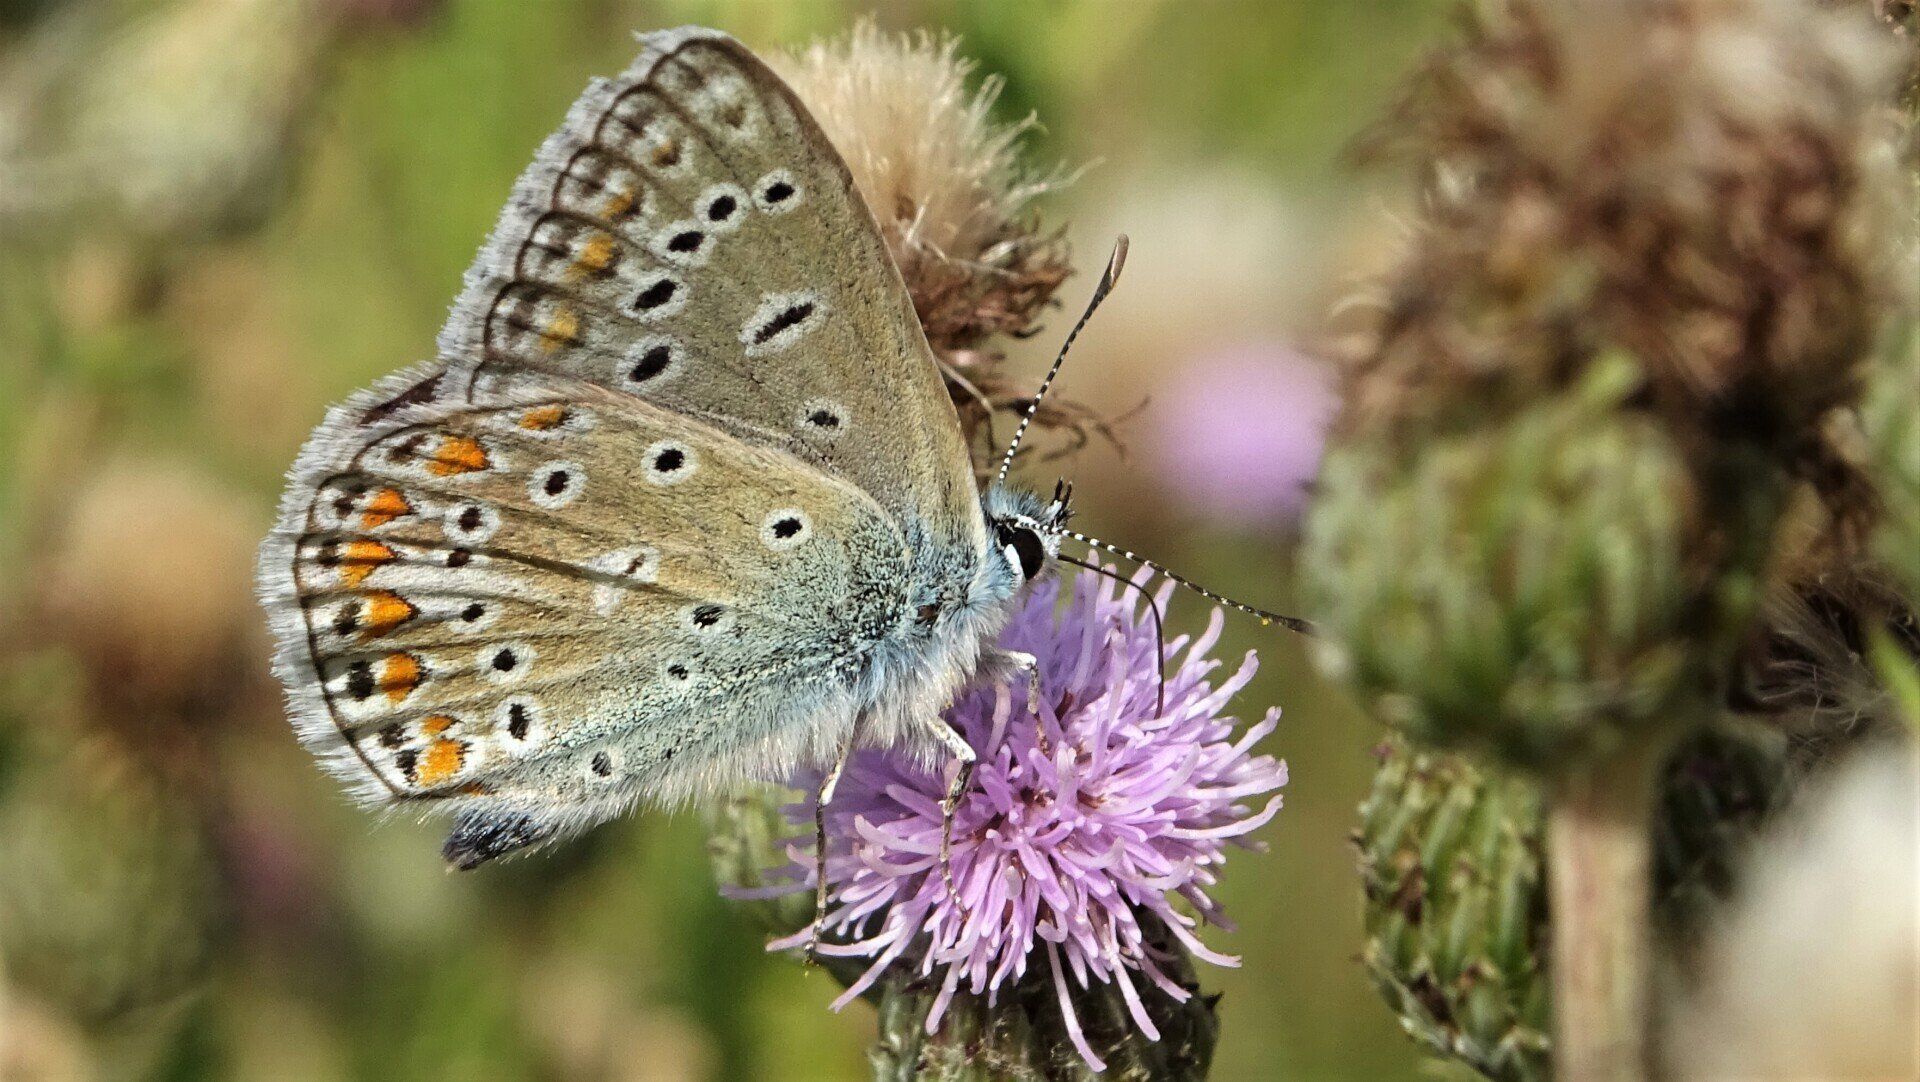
[1307,356,1699,769]
[1354,723,1807,1082]
[1355,738,1549,1082]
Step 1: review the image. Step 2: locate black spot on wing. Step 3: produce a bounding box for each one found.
[751,302,815,346]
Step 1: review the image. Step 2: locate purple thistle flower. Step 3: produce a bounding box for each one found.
[758,567,1288,1071]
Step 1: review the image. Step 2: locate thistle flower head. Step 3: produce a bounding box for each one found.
[757,568,1287,1072]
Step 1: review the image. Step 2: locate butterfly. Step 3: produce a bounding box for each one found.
[257,26,1304,875]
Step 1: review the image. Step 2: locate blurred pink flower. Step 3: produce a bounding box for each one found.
[1148,343,1336,527]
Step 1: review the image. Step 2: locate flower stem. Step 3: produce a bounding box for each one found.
[1546,734,1670,1081]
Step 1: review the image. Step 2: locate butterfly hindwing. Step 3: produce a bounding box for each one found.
[439,27,984,570]
[259,370,905,839]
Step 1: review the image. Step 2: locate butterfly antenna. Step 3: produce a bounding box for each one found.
[1062,529,1316,636]
[1058,553,1167,717]
[994,236,1130,486]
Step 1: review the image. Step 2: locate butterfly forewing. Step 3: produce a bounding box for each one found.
[440,27,982,567]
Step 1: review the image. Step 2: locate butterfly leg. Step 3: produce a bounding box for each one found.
[803,740,854,964]
[927,717,978,909]
[993,648,1049,754]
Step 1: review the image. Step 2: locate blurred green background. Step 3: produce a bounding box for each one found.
[0,1,1454,1078]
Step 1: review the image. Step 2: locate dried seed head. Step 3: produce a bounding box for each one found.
[1347,0,1904,467]
[35,458,269,743]
[772,21,1071,355]
[773,22,1098,465]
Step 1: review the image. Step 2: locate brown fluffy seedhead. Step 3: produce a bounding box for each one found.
[772,22,1101,464]
[1734,567,1917,751]
[1344,0,1904,483]
[771,22,1071,353]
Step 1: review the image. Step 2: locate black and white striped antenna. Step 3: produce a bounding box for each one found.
[993,236,1129,486]
[1063,529,1315,635]
[995,236,1315,638]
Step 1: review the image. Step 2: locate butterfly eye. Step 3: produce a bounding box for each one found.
[1007,528,1047,581]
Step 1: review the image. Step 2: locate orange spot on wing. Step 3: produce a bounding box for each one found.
[338,540,396,586]
[362,488,411,528]
[419,714,455,737]
[519,405,567,431]
[602,189,637,221]
[360,591,417,640]
[538,308,581,354]
[651,138,680,167]
[377,653,423,703]
[416,738,466,786]
[427,435,490,476]
[570,234,617,279]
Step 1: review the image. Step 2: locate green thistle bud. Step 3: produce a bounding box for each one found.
[1305,356,1710,770]
[704,786,818,942]
[1356,723,1815,1081]
[1356,738,1550,1082]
